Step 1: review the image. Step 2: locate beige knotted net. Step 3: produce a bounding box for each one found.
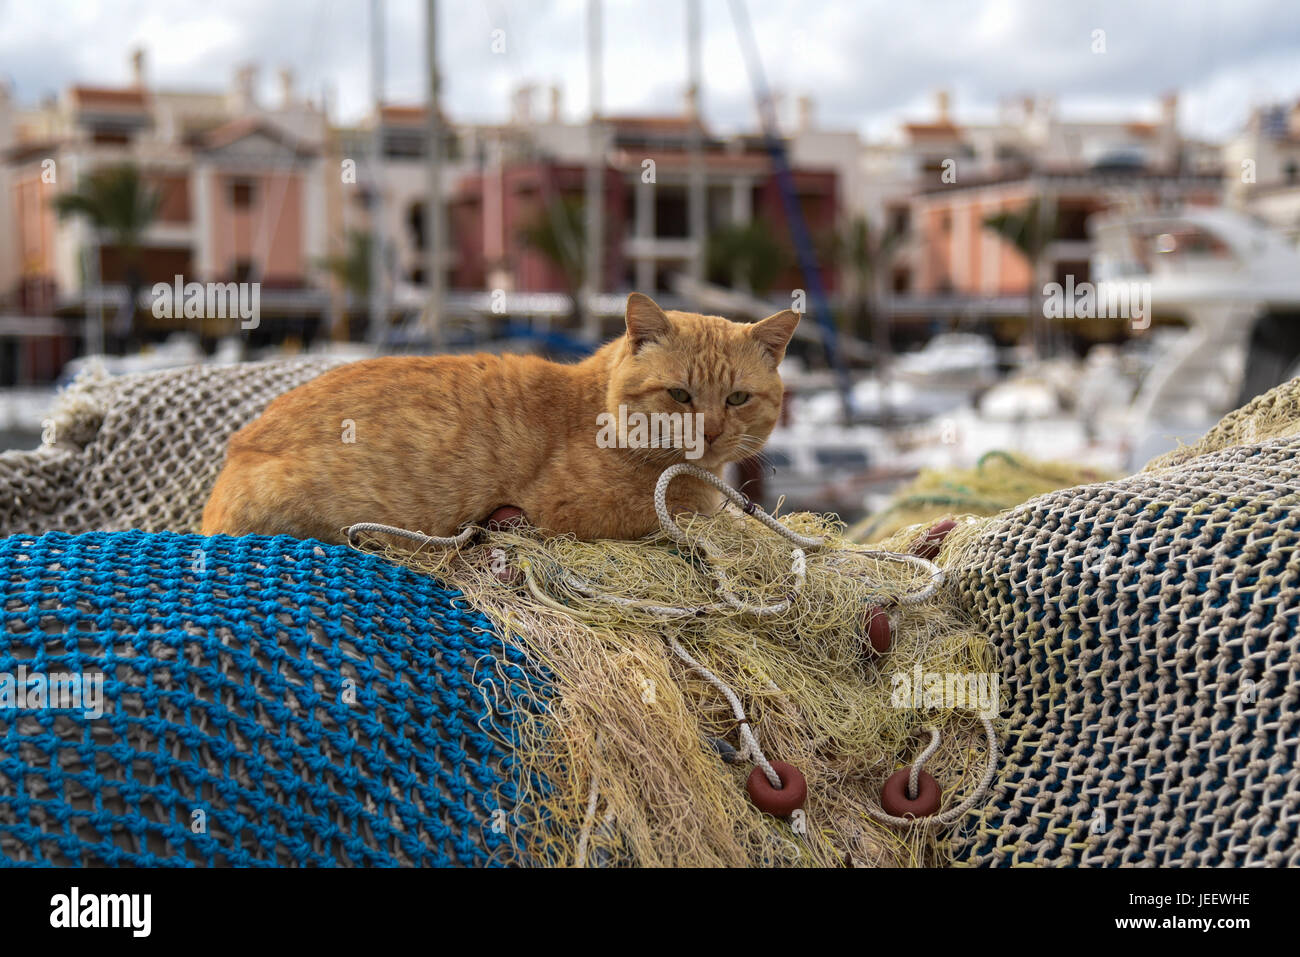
[0,358,344,537]
[943,381,1300,866]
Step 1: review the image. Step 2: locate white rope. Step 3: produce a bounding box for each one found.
[561,571,731,618]
[654,463,826,549]
[515,562,780,789]
[666,637,782,789]
[862,714,1001,828]
[594,462,943,618]
[345,521,479,549]
[910,727,942,800]
[825,548,945,605]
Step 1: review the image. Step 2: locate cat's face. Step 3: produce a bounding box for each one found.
[605,293,799,469]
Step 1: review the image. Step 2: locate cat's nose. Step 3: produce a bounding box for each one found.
[705,430,722,445]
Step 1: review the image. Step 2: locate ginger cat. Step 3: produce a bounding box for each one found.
[201,293,799,544]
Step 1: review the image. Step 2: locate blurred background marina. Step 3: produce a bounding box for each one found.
[3,0,1300,521]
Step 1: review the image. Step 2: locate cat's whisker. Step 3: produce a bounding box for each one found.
[626,443,684,467]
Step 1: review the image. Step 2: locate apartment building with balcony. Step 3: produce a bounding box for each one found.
[445,87,839,304]
[1224,100,1300,242]
[816,91,1226,341]
[0,52,332,358]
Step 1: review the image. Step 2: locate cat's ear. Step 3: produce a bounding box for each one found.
[625,293,671,352]
[750,309,800,364]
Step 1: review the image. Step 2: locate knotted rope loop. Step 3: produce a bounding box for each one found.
[345,521,480,549]
[864,715,1000,828]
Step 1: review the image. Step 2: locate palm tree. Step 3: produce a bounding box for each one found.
[706,221,789,297]
[520,195,586,328]
[53,164,160,352]
[983,197,1057,356]
[325,230,374,297]
[318,230,374,340]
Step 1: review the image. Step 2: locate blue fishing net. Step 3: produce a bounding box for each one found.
[0,531,545,867]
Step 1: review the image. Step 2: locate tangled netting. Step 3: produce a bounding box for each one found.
[0,530,542,866]
[942,377,1300,866]
[0,357,345,537]
[350,471,998,868]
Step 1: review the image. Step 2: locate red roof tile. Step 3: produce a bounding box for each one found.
[903,121,963,138]
[70,86,149,112]
[605,114,706,135]
[199,117,315,156]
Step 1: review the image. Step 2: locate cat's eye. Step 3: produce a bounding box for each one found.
[668,388,691,404]
[726,391,751,406]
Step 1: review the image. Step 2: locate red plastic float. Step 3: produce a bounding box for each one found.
[863,604,892,654]
[492,564,521,585]
[486,506,526,531]
[912,518,956,560]
[746,761,807,818]
[880,768,942,818]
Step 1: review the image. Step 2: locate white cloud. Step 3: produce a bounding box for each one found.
[0,0,1297,141]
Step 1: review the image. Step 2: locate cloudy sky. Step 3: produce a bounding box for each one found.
[2,0,1299,142]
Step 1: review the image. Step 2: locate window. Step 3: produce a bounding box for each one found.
[1056,203,1094,242]
[231,179,256,208]
[383,131,424,159]
[888,205,910,237]
[154,175,191,224]
[408,201,427,251]
[1286,160,1299,185]
[654,187,688,239]
[1055,261,1090,286]
[234,260,254,282]
[92,129,130,146]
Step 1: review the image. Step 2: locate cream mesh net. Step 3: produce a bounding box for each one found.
[0,358,345,537]
[945,375,1300,865]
